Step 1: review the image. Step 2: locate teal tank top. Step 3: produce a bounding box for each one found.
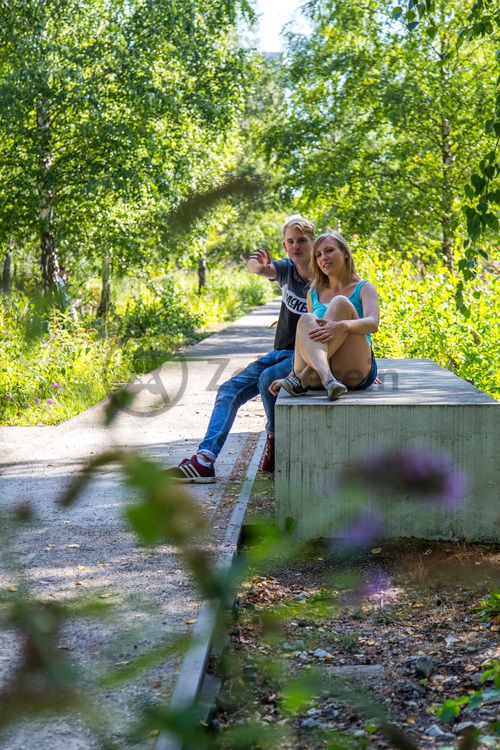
[310,280,372,345]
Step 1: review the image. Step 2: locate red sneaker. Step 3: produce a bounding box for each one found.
[261,434,275,473]
[165,455,216,483]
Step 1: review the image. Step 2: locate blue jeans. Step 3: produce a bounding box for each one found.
[198,349,294,462]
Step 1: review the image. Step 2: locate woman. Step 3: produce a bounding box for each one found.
[270,231,379,401]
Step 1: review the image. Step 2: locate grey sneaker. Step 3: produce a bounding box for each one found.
[325,378,347,401]
[280,373,308,396]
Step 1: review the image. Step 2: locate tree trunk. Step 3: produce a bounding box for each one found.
[2,251,12,294]
[37,95,59,291]
[439,32,454,270]
[97,250,112,319]
[198,255,207,294]
[441,116,454,269]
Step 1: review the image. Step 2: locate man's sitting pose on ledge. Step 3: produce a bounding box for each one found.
[166,214,315,482]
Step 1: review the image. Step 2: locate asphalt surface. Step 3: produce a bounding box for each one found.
[0,301,280,748]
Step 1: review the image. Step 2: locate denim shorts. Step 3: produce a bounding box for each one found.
[347,350,377,391]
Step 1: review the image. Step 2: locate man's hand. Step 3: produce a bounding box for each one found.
[248,246,272,270]
[269,378,283,396]
[308,318,347,343]
[247,246,277,279]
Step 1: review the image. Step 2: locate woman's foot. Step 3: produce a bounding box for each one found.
[325,378,347,401]
[280,373,308,397]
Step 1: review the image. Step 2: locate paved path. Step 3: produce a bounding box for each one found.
[0,301,280,748]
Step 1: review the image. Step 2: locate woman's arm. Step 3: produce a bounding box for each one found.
[309,283,379,342]
[343,282,379,335]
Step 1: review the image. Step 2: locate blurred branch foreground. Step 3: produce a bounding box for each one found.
[0,383,498,748]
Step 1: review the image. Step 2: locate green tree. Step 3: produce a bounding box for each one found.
[265,0,498,264]
[0,0,253,291]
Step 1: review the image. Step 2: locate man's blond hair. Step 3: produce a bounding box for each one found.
[282,214,315,239]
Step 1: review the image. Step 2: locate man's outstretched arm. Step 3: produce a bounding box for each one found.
[246,247,277,279]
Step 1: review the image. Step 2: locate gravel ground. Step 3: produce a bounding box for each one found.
[0,302,280,748]
[215,477,500,750]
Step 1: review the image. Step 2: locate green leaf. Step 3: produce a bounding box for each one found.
[469,687,500,709]
[467,212,482,240]
[105,388,134,426]
[484,213,500,231]
[125,501,166,545]
[282,673,325,714]
[392,6,403,19]
[471,174,486,194]
[437,697,468,721]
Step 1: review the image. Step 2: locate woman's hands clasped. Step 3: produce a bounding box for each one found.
[308,318,347,344]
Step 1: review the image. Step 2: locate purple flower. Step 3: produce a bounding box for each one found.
[34,397,41,405]
[50,382,63,390]
[5,393,12,401]
[340,449,467,508]
[338,508,383,549]
[46,398,56,405]
[24,402,29,408]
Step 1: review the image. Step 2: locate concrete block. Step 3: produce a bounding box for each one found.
[275,359,500,542]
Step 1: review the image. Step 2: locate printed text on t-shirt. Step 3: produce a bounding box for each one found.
[282,285,308,314]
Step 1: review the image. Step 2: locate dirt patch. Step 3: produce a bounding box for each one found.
[215,479,499,749]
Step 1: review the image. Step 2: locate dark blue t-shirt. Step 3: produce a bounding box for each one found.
[271,258,310,350]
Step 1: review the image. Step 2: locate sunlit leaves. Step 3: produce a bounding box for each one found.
[0,0,254,286]
[270,0,497,265]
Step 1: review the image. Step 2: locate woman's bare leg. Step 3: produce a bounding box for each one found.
[293,297,372,388]
[293,313,337,385]
[323,297,372,387]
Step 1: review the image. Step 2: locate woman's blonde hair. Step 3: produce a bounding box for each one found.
[311,231,356,289]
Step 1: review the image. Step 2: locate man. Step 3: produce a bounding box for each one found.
[166,214,314,482]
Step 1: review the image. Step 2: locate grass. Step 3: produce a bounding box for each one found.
[2,246,499,426]
[0,267,275,426]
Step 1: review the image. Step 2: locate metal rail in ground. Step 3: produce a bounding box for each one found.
[156,432,267,750]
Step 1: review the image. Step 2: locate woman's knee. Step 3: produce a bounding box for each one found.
[325,295,357,318]
[297,312,316,329]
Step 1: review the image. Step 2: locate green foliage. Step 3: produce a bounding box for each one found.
[266,0,498,266]
[356,243,500,398]
[0,0,254,287]
[0,268,273,425]
[117,275,200,369]
[437,659,500,721]
[0,291,131,425]
[403,0,500,262]
[473,591,500,622]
